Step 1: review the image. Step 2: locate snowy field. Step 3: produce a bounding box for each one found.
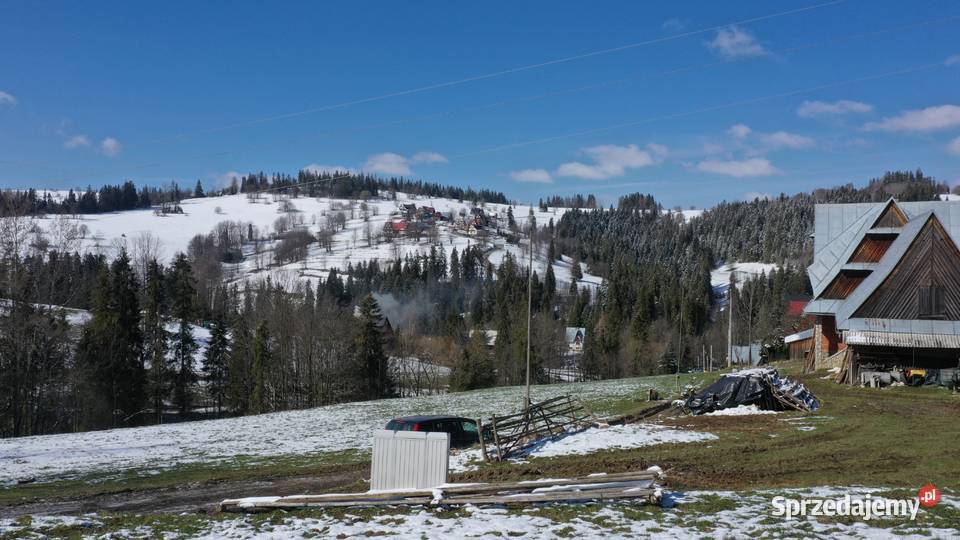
[710,261,780,297]
[0,374,707,485]
[20,192,603,292]
[2,486,956,539]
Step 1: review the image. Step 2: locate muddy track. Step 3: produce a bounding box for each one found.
[0,467,367,519]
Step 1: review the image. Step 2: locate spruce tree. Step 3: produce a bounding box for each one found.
[251,322,271,414]
[571,252,583,280]
[169,253,197,414]
[544,264,556,310]
[227,314,253,413]
[142,260,170,423]
[354,294,394,399]
[451,327,496,391]
[203,312,230,414]
[76,251,145,428]
[449,248,461,287]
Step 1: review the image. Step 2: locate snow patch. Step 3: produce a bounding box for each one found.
[704,404,779,416]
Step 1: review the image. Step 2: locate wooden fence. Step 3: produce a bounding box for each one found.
[487,395,592,460]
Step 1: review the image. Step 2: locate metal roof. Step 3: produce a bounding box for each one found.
[784,328,814,343]
[843,318,960,335]
[844,330,960,348]
[805,200,960,328]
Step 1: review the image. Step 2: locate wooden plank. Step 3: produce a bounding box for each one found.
[220,471,660,512]
[432,488,659,506]
[221,485,660,512]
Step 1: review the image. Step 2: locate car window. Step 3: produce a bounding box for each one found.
[461,421,478,433]
[386,420,413,431]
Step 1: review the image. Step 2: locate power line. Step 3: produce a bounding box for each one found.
[141,0,849,144]
[10,14,954,186]
[449,62,946,159]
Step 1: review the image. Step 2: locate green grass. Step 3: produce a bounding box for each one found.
[455,360,960,491]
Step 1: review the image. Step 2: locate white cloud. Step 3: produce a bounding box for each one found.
[864,105,960,133]
[363,152,411,175]
[706,26,767,59]
[761,131,815,149]
[727,123,751,139]
[945,54,960,66]
[797,99,873,117]
[64,135,91,149]
[702,141,725,155]
[301,163,354,175]
[556,144,657,180]
[697,157,779,177]
[744,191,773,201]
[661,18,686,32]
[99,137,122,157]
[510,169,552,183]
[410,151,448,164]
[0,91,16,106]
[646,142,669,158]
[948,137,960,156]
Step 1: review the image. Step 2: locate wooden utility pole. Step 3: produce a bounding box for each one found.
[525,206,534,411]
[676,285,683,391]
[727,273,735,368]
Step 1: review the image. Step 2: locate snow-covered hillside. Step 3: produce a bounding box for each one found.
[22,192,602,291]
[710,262,780,295]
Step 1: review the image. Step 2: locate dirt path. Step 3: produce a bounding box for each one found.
[0,467,367,519]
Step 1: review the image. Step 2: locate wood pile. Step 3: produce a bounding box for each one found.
[487,395,592,460]
[218,470,661,512]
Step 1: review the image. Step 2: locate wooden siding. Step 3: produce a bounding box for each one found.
[854,216,960,320]
[872,201,907,228]
[848,234,896,263]
[788,338,812,361]
[820,270,870,299]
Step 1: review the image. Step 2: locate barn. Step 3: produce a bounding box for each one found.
[804,198,960,384]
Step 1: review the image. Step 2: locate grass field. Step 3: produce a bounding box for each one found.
[2,361,959,538]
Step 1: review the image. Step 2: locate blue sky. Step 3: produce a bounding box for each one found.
[1,0,959,207]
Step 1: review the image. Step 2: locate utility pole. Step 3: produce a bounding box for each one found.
[525,205,534,411]
[676,284,683,391]
[727,273,735,368]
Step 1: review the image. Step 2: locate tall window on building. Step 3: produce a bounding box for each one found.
[919,285,945,319]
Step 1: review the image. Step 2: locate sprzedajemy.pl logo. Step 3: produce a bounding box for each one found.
[771,485,940,521]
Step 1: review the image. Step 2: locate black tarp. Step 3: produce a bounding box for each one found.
[683,369,819,415]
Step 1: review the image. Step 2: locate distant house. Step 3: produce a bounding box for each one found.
[786,296,810,318]
[383,220,408,237]
[470,207,489,227]
[804,198,960,380]
[565,327,586,353]
[401,203,417,219]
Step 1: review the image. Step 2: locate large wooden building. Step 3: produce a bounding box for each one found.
[804,198,960,379]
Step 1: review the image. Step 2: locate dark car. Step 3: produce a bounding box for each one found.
[385,415,481,448]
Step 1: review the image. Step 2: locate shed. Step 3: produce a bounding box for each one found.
[784,328,814,361]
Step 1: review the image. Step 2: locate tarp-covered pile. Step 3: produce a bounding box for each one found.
[682,368,820,415]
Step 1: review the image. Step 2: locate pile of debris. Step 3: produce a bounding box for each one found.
[679,368,820,415]
[219,469,663,511]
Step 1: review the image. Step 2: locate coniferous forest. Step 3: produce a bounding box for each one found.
[0,169,948,437]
